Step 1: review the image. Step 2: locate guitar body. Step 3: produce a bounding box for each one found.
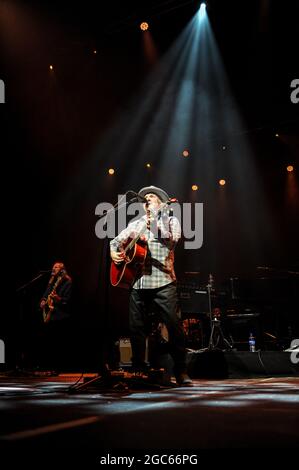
[42,274,64,322]
[110,239,147,289]
[42,297,54,323]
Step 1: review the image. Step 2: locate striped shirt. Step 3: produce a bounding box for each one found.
[110,213,181,289]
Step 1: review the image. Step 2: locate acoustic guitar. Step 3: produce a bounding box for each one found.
[110,201,172,289]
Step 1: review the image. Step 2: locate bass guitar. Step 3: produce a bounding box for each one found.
[42,274,64,323]
[110,200,173,289]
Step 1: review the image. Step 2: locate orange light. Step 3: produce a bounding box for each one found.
[182,150,189,157]
[146,163,151,168]
[192,185,198,191]
[219,179,226,186]
[108,168,115,175]
[49,65,54,70]
[140,22,149,31]
[287,165,294,172]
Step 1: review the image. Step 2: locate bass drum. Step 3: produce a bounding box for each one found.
[182,317,204,349]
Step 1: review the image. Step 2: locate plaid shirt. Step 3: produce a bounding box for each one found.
[110,213,181,289]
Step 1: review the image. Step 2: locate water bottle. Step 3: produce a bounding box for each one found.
[249,333,256,352]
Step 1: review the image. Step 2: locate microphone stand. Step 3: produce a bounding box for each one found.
[68,191,147,392]
[99,190,141,220]
[9,272,50,376]
[16,273,45,294]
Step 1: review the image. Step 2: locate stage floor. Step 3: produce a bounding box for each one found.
[0,371,298,463]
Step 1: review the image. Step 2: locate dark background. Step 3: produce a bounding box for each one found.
[1,0,298,369]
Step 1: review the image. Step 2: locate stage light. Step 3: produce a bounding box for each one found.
[140,22,149,31]
[93,50,97,54]
[49,65,53,71]
[146,163,151,168]
[192,185,199,191]
[275,133,279,137]
[182,150,189,157]
[108,168,115,175]
[222,145,226,151]
[219,179,226,186]
[287,165,294,172]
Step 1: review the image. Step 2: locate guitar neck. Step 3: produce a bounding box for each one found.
[124,228,145,253]
[49,275,63,296]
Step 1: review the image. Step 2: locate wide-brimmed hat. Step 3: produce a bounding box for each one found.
[138,185,169,203]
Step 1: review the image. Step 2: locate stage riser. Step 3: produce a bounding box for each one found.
[119,338,299,378]
[188,351,299,379]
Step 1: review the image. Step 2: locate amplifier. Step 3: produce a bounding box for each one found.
[224,312,262,350]
[178,289,211,314]
[119,338,132,364]
[119,338,148,364]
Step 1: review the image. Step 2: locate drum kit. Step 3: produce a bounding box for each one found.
[179,273,233,351]
[179,267,299,351]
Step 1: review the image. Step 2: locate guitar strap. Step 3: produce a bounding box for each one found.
[146,208,151,230]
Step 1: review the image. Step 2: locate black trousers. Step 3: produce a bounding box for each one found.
[129,282,186,373]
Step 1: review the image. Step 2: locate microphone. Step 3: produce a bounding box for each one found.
[130,194,148,203]
[39,270,52,273]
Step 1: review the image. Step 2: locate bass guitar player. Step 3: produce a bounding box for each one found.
[38,261,72,373]
[39,262,72,322]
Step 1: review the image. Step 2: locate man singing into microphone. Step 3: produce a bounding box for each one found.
[110,186,192,386]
